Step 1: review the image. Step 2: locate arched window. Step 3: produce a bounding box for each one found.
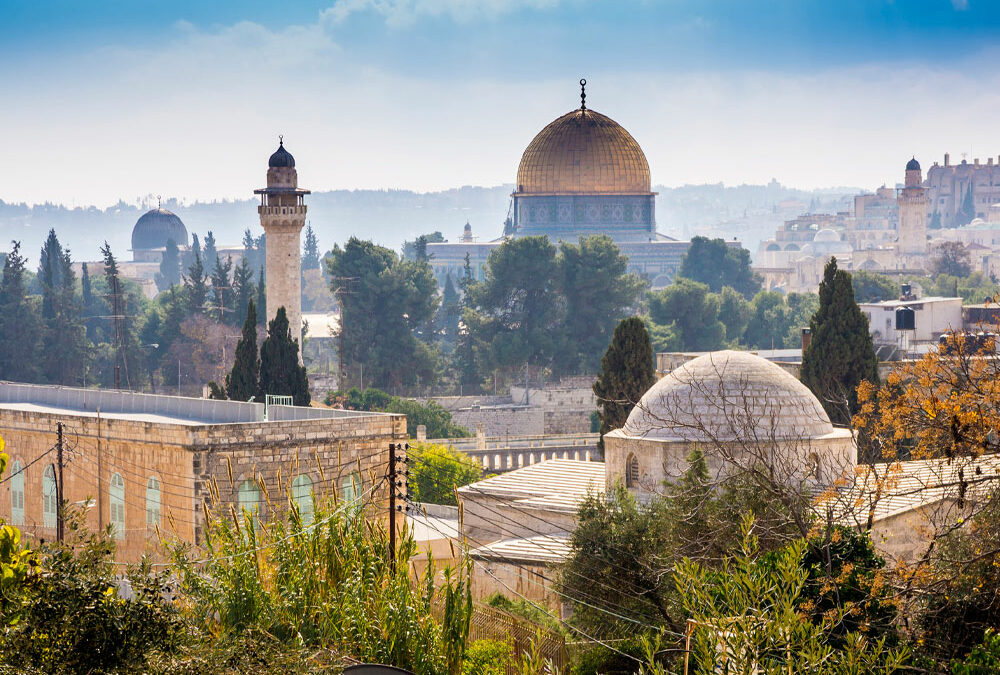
[110,472,125,540]
[341,472,361,513]
[146,476,162,531]
[292,474,313,525]
[42,465,57,529]
[10,460,24,526]
[238,479,262,515]
[625,454,639,489]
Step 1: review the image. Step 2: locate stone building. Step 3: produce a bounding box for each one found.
[926,153,1000,228]
[256,138,310,347]
[0,382,403,562]
[426,82,738,289]
[898,157,929,256]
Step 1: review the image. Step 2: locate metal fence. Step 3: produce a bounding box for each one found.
[469,603,567,674]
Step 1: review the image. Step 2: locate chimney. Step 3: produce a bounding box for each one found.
[945,153,951,166]
[990,158,994,166]
[801,328,812,353]
[976,158,980,166]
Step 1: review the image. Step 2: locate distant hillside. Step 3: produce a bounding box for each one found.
[0,181,860,265]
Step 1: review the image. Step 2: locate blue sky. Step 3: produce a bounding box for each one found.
[4,0,1000,205]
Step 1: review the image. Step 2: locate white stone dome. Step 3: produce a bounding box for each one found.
[621,351,834,442]
[814,228,842,243]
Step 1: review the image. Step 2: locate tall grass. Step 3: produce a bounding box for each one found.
[170,489,472,675]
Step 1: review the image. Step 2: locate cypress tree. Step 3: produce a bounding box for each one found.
[800,257,879,425]
[302,224,320,271]
[156,238,181,290]
[593,317,656,448]
[226,299,260,401]
[203,231,218,269]
[232,256,254,326]
[256,268,267,326]
[185,246,208,316]
[258,306,310,406]
[0,242,41,382]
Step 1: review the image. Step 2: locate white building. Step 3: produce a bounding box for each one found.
[859,296,963,346]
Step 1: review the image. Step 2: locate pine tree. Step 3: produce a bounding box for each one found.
[593,317,656,448]
[183,233,201,271]
[258,306,310,406]
[203,231,218,269]
[256,268,266,326]
[0,242,41,382]
[233,256,255,326]
[39,233,87,385]
[959,183,976,225]
[302,224,320,271]
[226,299,260,402]
[210,254,233,323]
[438,272,461,342]
[156,238,181,290]
[185,246,208,316]
[242,229,257,275]
[800,257,879,425]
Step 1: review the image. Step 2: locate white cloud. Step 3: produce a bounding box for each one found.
[952,0,970,11]
[321,0,562,27]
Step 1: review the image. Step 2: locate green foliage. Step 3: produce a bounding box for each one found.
[715,285,751,344]
[463,236,562,379]
[38,230,88,385]
[325,387,470,438]
[485,593,562,635]
[0,437,35,624]
[210,254,234,323]
[185,242,209,316]
[556,235,643,375]
[648,278,725,351]
[743,290,792,349]
[172,494,473,675]
[852,270,897,303]
[592,317,656,444]
[0,510,184,674]
[932,241,973,277]
[675,516,908,675]
[462,639,514,675]
[678,236,762,298]
[327,237,439,390]
[0,241,42,382]
[438,273,461,343]
[226,299,260,402]
[800,258,879,424]
[258,307,310,406]
[409,443,482,505]
[952,630,1000,675]
[302,223,321,271]
[156,238,182,290]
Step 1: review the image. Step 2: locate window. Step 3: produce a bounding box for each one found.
[625,454,639,489]
[292,474,313,525]
[146,476,161,531]
[10,460,24,526]
[42,465,57,530]
[238,479,262,515]
[341,472,362,513]
[110,472,125,540]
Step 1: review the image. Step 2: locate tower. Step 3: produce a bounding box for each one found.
[254,138,310,351]
[897,157,928,257]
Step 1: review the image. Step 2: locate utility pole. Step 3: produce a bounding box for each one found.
[387,442,409,575]
[388,442,396,574]
[56,422,64,543]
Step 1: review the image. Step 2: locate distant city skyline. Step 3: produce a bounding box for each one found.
[4,0,1000,205]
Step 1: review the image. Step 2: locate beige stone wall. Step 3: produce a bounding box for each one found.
[260,215,306,348]
[471,559,559,613]
[0,408,406,562]
[460,493,575,545]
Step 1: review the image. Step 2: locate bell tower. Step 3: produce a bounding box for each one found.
[897,157,928,257]
[254,137,310,351]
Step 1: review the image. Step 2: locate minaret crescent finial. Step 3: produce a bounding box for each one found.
[279,134,284,146]
[580,78,587,111]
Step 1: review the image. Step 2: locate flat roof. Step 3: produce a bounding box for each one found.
[0,381,388,427]
[457,459,605,513]
[859,296,962,308]
[470,534,571,565]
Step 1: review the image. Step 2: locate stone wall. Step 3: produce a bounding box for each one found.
[0,407,405,562]
[450,407,545,437]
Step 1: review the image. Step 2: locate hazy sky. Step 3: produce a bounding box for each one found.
[5,0,1000,206]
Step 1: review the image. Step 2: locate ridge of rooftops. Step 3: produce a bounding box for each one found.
[0,381,396,427]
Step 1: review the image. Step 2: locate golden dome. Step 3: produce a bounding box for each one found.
[516,108,651,194]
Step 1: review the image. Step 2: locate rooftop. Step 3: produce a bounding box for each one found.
[0,381,388,427]
[859,296,962,308]
[470,534,571,565]
[457,459,605,514]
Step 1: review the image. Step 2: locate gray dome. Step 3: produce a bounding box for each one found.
[131,208,188,251]
[622,351,834,442]
[268,140,295,168]
[906,157,920,172]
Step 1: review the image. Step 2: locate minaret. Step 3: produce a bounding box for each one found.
[897,157,928,256]
[254,137,310,352]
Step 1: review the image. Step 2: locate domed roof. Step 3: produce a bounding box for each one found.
[269,139,295,168]
[621,351,834,442]
[516,108,651,194]
[906,157,921,172]
[814,228,842,243]
[131,207,188,251]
